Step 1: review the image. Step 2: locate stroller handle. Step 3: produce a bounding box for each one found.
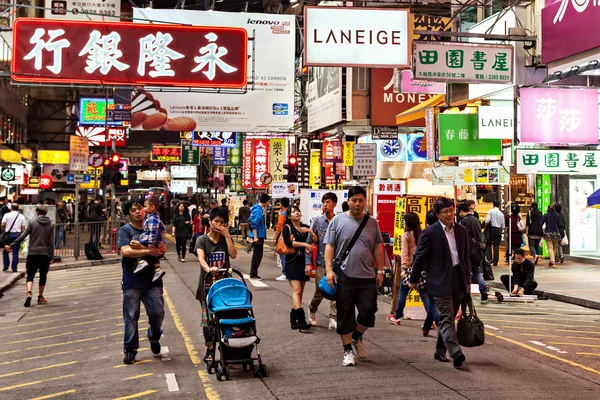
[201,268,249,300]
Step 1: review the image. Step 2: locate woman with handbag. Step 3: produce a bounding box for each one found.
[541,205,561,268]
[554,203,566,264]
[281,206,317,331]
[526,202,543,265]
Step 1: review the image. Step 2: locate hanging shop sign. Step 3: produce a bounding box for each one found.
[516,149,600,175]
[170,179,197,194]
[38,150,69,164]
[225,166,243,192]
[297,137,311,188]
[542,1,600,64]
[358,133,427,162]
[309,149,322,189]
[412,14,451,42]
[229,139,242,167]
[425,108,435,163]
[353,143,377,177]
[180,140,200,165]
[438,114,502,157]
[69,135,89,171]
[478,106,514,140]
[133,9,294,133]
[304,7,410,68]
[272,182,299,199]
[432,166,510,186]
[150,145,181,163]
[39,174,53,189]
[170,165,196,179]
[242,139,253,190]
[343,142,354,167]
[75,126,127,146]
[44,0,121,21]
[191,132,238,147]
[137,169,170,180]
[213,147,228,166]
[269,138,286,183]
[0,168,15,182]
[12,19,248,88]
[78,98,120,126]
[393,197,406,256]
[28,176,40,188]
[252,139,269,189]
[0,149,22,163]
[372,127,399,141]
[398,70,446,94]
[519,88,598,145]
[374,180,406,196]
[413,42,514,84]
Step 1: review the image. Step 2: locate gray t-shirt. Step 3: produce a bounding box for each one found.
[324,213,383,279]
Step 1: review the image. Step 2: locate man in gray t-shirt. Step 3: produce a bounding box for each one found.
[324,186,384,367]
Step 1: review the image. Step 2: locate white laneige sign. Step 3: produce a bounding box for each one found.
[304,7,410,68]
[478,106,514,139]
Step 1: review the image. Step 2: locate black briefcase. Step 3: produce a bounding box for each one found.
[457,294,485,347]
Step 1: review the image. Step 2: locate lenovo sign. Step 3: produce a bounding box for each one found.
[304,7,409,68]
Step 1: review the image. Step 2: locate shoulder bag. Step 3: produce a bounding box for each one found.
[275,224,297,256]
[0,214,19,246]
[318,214,370,301]
[457,293,485,347]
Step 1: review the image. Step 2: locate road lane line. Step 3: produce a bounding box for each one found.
[0,335,111,355]
[0,307,101,327]
[163,289,201,365]
[165,373,180,392]
[548,342,600,348]
[112,390,157,400]
[197,370,220,400]
[0,374,75,393]
[6,319,103,337]
[113,360,152,368]
[0,361,77,378]
[242,274,269,288]
[122,373,153,381]
[488,332,600,376]
[485,318,598,328]
[5,327,102,345]
[577,352,600,357]
[27,389,77,400]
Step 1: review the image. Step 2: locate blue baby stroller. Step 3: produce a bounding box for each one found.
[204,268,267,381]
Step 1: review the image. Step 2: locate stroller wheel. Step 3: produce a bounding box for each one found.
[206,362,214,374]
[216,366,224,381]
[259,363,268,377]
[253,365,262,378]
[223,367,231,381]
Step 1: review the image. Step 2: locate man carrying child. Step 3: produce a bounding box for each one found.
[133,196,166,282]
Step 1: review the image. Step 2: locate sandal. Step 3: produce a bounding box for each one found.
[24,291,32,307]
[38,295,48,305]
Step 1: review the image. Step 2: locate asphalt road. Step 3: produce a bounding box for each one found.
[2,238,600,399]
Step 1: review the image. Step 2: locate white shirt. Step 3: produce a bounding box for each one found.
[485,207,506,229]
[1,211,25,233]
[440,220,460,266]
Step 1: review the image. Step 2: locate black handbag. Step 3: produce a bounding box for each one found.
[457,293,485,347]
[0,215,18,246]
[482,256,494,281]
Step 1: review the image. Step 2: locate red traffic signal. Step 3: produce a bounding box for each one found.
[288,155,298,166]
[110,153,121,164]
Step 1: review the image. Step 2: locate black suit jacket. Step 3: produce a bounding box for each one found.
[410,221,471,297]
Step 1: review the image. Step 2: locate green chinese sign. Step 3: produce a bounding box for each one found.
[516,149,600,175]
[225,166,243,192]
[438,114,502,157]
[181,140,200,165]
[413,41,514,84]
[535,174,551,257]
[229,139,242,167]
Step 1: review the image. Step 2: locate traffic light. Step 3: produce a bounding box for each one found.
[101,154,123,186]
[283,155,298,182]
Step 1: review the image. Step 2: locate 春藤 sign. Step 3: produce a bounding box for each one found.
[516,149,600,175]
[11,18,248,88]
[413,41,514,84]
[438,114,502,157]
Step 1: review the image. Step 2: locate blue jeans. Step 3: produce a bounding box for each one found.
[529,238,541,258]
[393,283,410,319]
[3,232,20,271]
[280,254,287,275]
[421,291,440,332]
[123,287,165,351]
[55,225,64,249]
[471,266,488,294]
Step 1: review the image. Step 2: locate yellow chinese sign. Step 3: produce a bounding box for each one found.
[309,149,322,189]
[269,138,286,183]
[393,195,438,255]
[411,14,451,42]
[38,150,69,164]
[20,149,33,160]
[393,197,406,256]
[343,142,354,167]
[0,150,22,163]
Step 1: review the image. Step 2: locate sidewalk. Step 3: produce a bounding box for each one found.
[488,257,600,309]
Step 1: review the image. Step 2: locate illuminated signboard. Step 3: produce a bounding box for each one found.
[79,98,120,126]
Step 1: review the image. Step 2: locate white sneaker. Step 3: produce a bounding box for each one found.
[342,350,356,367]
[275,274,287,281]
[352,337,367,359]
[308,312,318,326]
[133,260,149,274]
[328,318,337,331]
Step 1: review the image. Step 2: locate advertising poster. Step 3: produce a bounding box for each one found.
[242,139,253,190]
[133,9,295,133]
[358,133,427,162]
[569,179,597,252]
[299,189,348,225]
[252,139,269,189]
[307,67,342,133]
[269,138,286,183]
[272,182,298,199]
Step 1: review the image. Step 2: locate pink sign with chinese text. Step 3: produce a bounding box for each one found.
[252,139,269,189]
[520,88,598,146]
[400,70,446,94]
[243,139,253,190]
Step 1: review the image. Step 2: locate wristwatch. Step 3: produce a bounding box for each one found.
[377,270,385,275]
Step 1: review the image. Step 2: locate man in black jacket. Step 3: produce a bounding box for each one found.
[458,202,488,302]
[501,248,538,295]
[409,197,470,368]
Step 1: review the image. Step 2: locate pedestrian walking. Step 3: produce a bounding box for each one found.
[541,205,562,268]
[238,200,251,244]
[87,196,106,248]
[281,206,317,331]
[274,197,290,281]
[2,204,25,272]
[409,197,469,369]
[526,202,543,265]
[505,203,524,263]
[484,200,505,266]
[307,192,338,330]
[555,203,566,264]
[118,199,167,364]
[55,201,69,249]
[195,206,238,363]
[324,186,384,367]
[248,194,270,280]
[6,206,54,307]
[172,203,191,262]
[458,202,488,302]
[501,248,538,296]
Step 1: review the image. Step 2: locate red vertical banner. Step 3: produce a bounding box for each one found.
[323,140,335,186]
[243,139,253,190]
[252,139,269,189]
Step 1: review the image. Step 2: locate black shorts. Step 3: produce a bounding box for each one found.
[336,274,378,335]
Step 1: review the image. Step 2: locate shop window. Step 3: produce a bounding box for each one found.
[352,67,368,91]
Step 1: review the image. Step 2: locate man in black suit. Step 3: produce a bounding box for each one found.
[409,197,470,368]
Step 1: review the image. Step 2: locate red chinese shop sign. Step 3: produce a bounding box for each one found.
[323,139,345,186]
[243,139,253,190]
[11,18,248,88]
[252,139,269,189]
[151,145,181,163]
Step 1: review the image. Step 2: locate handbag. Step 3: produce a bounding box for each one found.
[561,235,569,246]
[457,293,485,347]
[275,225,297,256]
[318,214,370,301]
[482,256,494,281]
[0,214,18,246]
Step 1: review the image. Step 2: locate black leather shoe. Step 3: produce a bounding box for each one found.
[452,352,466,368]
[434,353,449,363]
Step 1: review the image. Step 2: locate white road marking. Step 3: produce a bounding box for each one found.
[165,373,180,392]
[486,325,500,331]
[529,340,568,354]
[243,274,269,288]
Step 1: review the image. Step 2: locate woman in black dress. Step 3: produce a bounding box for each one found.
[171,203,191,262]
[282,206,318,331]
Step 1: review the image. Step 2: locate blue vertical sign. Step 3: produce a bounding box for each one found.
[213,147,228,166]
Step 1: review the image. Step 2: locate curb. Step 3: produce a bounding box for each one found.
[489,281,600,310]
[0,271,26,294]
[50,257,121,271]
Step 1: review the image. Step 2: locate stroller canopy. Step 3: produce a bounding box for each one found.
[207,278,253,313]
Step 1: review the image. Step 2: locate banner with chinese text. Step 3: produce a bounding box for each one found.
[192,132,239,147]
[309,149,322,189]
[252,139,269,189]
[225,166,243,192]
[242,139,253,189]
[516,149,600,175]
[151,145,181,163]
[229,139,242,166]
[69,136,89,171]
[438,114,502,157]
[213,147,228,166]
[269,139,286,183]
[181,140,200,165]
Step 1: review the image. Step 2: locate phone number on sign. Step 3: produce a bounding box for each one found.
[72,9,117,16]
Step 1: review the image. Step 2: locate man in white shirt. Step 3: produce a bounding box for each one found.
[2,204,26,272]
[484,200,505,267]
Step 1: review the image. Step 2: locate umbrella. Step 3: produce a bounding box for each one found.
[587,188,600,209]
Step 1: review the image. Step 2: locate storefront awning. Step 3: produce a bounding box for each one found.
[395,94,445,125]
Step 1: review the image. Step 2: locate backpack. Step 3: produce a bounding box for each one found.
[84,242,104,260]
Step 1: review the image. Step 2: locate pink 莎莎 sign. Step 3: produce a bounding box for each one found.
[400,70,446,94]
[542,1,600,64]
[520,87,599,145]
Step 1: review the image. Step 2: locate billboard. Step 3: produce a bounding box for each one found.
[133,9,295,133]
[307,67,352,132]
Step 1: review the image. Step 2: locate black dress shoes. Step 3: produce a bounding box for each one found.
[452,352,466,368]
[434,353,449,363]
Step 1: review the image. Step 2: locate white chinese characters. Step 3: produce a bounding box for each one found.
[192,32,238,80]
[536,98,558,120]
[559,109,582,132]
[79,30,129,75]
[24,28,71,74]
[138,32,184,78]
